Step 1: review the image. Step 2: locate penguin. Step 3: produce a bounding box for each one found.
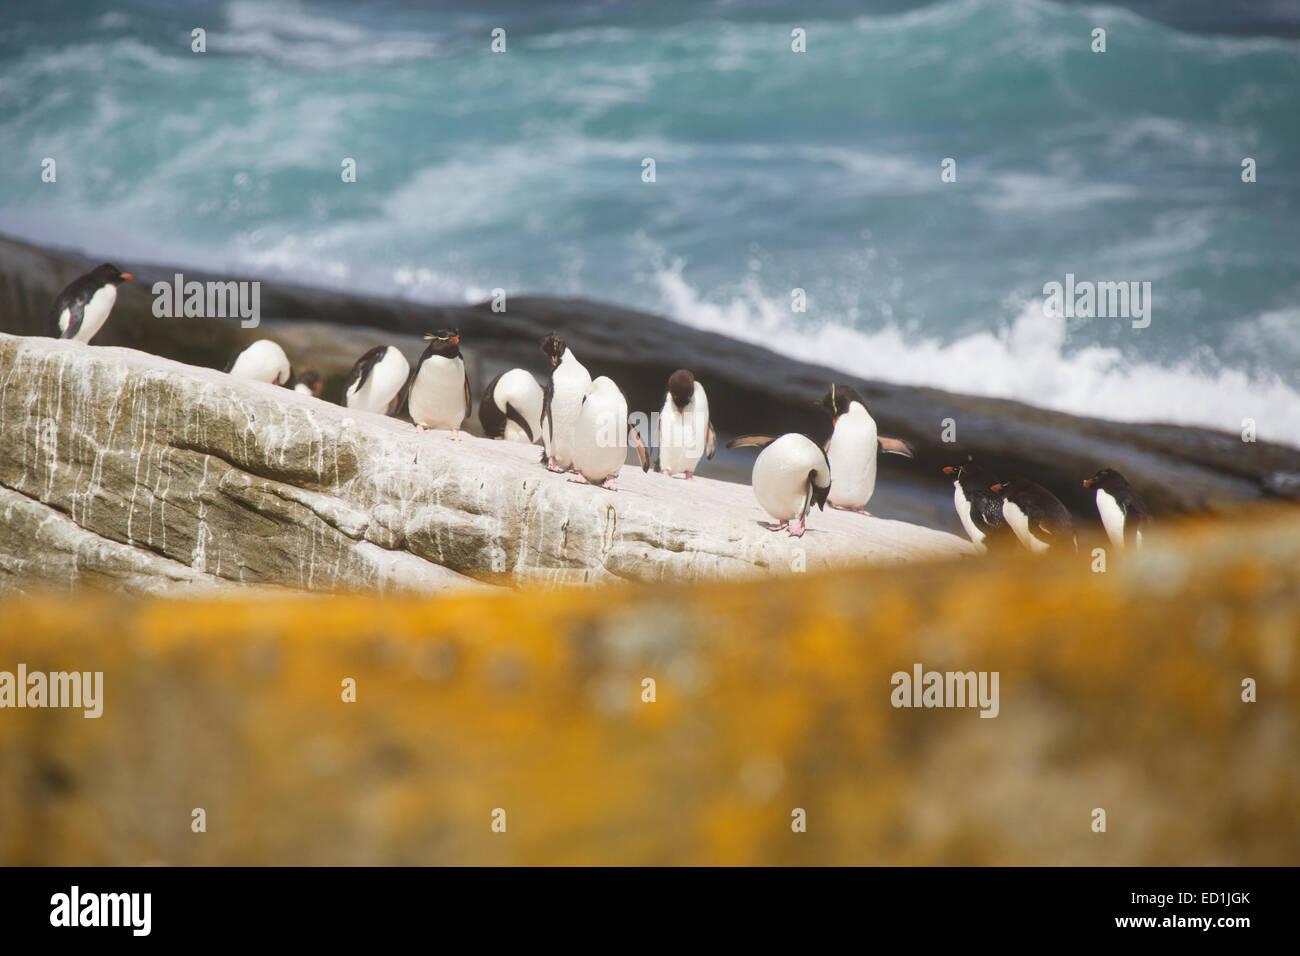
[47,263,133,342]
[726,433,831,538]
[292,370,322,398]
[942,458,1012,553]
[1082,468,1150,550]
[814,384,913,514]
[656,369,716,478]
[408,329,471,439]
[344,345,410,415]
[569,376,649,489]
[478,368,544,443]
[539,332,592,472]
[226,339,292,385]
[989,477,1076,553]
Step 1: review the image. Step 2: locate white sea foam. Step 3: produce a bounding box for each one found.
[651,264,1300,448]
[215,0,441,68]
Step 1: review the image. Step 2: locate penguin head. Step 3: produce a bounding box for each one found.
[667,369,695,410]
[815,383,866,421]
[944,458,999,489]
[94,263,133,285]
[423,329,461,357]
[541,332,567,368]
[1083,467,1125,490]
[293,369,323,395]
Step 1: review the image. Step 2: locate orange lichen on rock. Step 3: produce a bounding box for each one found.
[0,507,1297,865]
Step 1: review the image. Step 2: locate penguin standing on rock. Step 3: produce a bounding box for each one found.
[569,376,649,490]
[942,458,1012,552]
[344,345,410,415]
[1083,468,1150,550]
[47,263,133,342]
[408,329,471,439]
[539,332,591,472]
[479,368,544,443]
[656,369,715,478]
[726,433,831,538]
[815,384,913,515]
[990,477,1076,553]
[226,339,293,385]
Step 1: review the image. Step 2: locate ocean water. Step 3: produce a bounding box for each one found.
[1,0,1298,444]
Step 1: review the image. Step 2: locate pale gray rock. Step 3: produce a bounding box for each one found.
[0,334,973,593]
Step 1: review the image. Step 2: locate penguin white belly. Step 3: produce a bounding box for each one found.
[409,355,466,430]
[826,416,877,508]
[659,390,709,475]
[229,340,291,384]
[753,434,822,521]
[546,362,591,467]
[953,482,988,551]
[572,393,628,482]
[496,368,544,444]
[347,348,410,414]
[1096,489,1126,549]
[1002,499,1049,553]
[72,285,117,342]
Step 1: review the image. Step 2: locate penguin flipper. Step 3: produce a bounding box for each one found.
[540,379,554,442]
[463,368,473,420]
[505,403,534,443]
[726,434,776,450]
[879,436,914,458]
[705,422,717,460]
[628,423,650,472]
[345,345,387,400]
[60,301,85,340]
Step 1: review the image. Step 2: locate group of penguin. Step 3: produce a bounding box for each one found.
[45,261,1151,551]
[42,262,714,490]
[216,330,712,492]
[944,459,1150,554]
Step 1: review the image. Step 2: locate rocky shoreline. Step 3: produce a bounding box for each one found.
[0,334,973,594]
[2,232,1298,564]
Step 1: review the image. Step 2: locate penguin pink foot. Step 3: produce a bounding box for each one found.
[788,517,806,537]
[600,477,618,491]
[447,429,462,441]
[566,474,590,485]
[832,503,871,516]
[764,521,789,533]
[546,457,566,473]
[416,424,426,435]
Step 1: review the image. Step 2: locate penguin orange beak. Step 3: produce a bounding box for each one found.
[449,335,459,345]
[1082,477,1094,488]
[120,273,133,281]
[990,482,1006,493]
[942,466,956,475]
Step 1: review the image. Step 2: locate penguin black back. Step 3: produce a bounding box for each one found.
[995,477,1074,544]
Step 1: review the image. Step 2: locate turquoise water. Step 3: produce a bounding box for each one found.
[1,0,1298,443]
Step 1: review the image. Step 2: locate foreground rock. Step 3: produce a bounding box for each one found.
[2,506,1296,864]
[0,335,971,594]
